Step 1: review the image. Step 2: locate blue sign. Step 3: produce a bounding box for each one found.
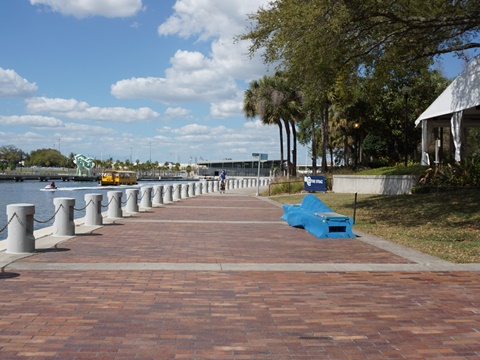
[304,176,326,192]
[252,153,268,160]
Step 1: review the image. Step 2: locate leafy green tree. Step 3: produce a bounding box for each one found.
[244,76,285,173]
[27,148,67,167]
[0,145,26,170]
[241,0,479,169]
[244,72,305,176]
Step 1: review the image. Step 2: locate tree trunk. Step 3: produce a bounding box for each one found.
[283,118,291,178]
[290,119,297,177]
[311,112,317,175]
[277,121,284,176]
[321,103,329,173]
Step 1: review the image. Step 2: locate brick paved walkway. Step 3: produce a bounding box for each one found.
[1,188,479,359]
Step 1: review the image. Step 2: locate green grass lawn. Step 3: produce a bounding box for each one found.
[270,189,480,263]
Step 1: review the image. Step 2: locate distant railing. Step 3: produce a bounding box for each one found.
[1,178,270,252]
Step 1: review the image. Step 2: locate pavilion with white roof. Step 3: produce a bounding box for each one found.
[415,55,480,165]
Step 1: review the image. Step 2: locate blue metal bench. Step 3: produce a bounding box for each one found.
[281,194,356,238]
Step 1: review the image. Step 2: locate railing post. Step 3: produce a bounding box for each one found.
[84,194,103,226]
[181,183,188,199]
[164,184,173,203]
[214,180,219,192]
[6,203,35,254]
[153,185,163,205]
[107,191,123,218]
[188,182,195,197]
[197,182,203,195]
[173,184,181,201]
[140,186,152,208]
[53,197,75,236]
[125,189,139,213]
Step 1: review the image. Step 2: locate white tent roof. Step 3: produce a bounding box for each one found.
[415,55,480,126]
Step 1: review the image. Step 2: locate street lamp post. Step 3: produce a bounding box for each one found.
[353,122,360,168]
[402,86,412,167]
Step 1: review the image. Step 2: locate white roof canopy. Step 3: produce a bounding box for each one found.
[415,55,480,127]
[416,55,480,165]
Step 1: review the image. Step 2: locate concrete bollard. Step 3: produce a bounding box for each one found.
[214,180,219,192]
[181,183,188,199]
[107,191,123,218]
[6,203,35,254]
[209,181,214,193]
[164,184,173,203]
[125,189,139,213]
[153,185,163,205]
[188,182,195,197]
[53,197,75,237]
[140,186,153,208]
[196,182,203,195]
[84,194,103,226]
[173,184,181,201]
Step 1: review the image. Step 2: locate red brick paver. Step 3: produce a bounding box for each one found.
[0,193,479,359]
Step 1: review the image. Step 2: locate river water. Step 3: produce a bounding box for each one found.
[0,180,183,241]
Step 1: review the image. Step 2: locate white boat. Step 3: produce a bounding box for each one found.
[42,183,57,191]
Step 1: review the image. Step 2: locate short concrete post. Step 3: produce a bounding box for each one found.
[181,183,188,199]
[125,189,139,213]
[153,185,163,205]
[140,186,152,208]
[209,181,214,193]
[164,185,173,203]
[173,184,181,201]
[53,197,75,236]
[196,182,203,195]
[214,180,219,192]
[84,194,103,226]
[107,191,123,218]
[6,204,35,254]
[188,182,195,197]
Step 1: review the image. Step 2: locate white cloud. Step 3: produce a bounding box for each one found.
[158,0,263,40]
[0,115,63,128]
[62,122,115,135]
[26,97,159,123]
[111,50,238,103]
[112,0,267,115]
[0,68,38,98]
[30,0,144,18]
[165,107,191,117]
[26,97,89,113]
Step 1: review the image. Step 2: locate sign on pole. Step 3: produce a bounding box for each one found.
[252,153,268,196]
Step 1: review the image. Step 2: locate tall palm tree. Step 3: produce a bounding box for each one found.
[243,73,306,177]
[243,77,285,174]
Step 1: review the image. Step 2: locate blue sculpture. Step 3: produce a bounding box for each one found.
[281,194,356,238]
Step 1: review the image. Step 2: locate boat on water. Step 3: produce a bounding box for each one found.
[100,170,137,186]
[41,182,57,191]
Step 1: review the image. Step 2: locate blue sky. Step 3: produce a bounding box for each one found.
[0,0,471,165]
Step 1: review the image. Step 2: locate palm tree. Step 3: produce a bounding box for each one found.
[243,77,285,174]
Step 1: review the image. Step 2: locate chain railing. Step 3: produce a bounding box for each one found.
[33,204,63,224]
[0,178,268,242]
[0,213,18,235]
